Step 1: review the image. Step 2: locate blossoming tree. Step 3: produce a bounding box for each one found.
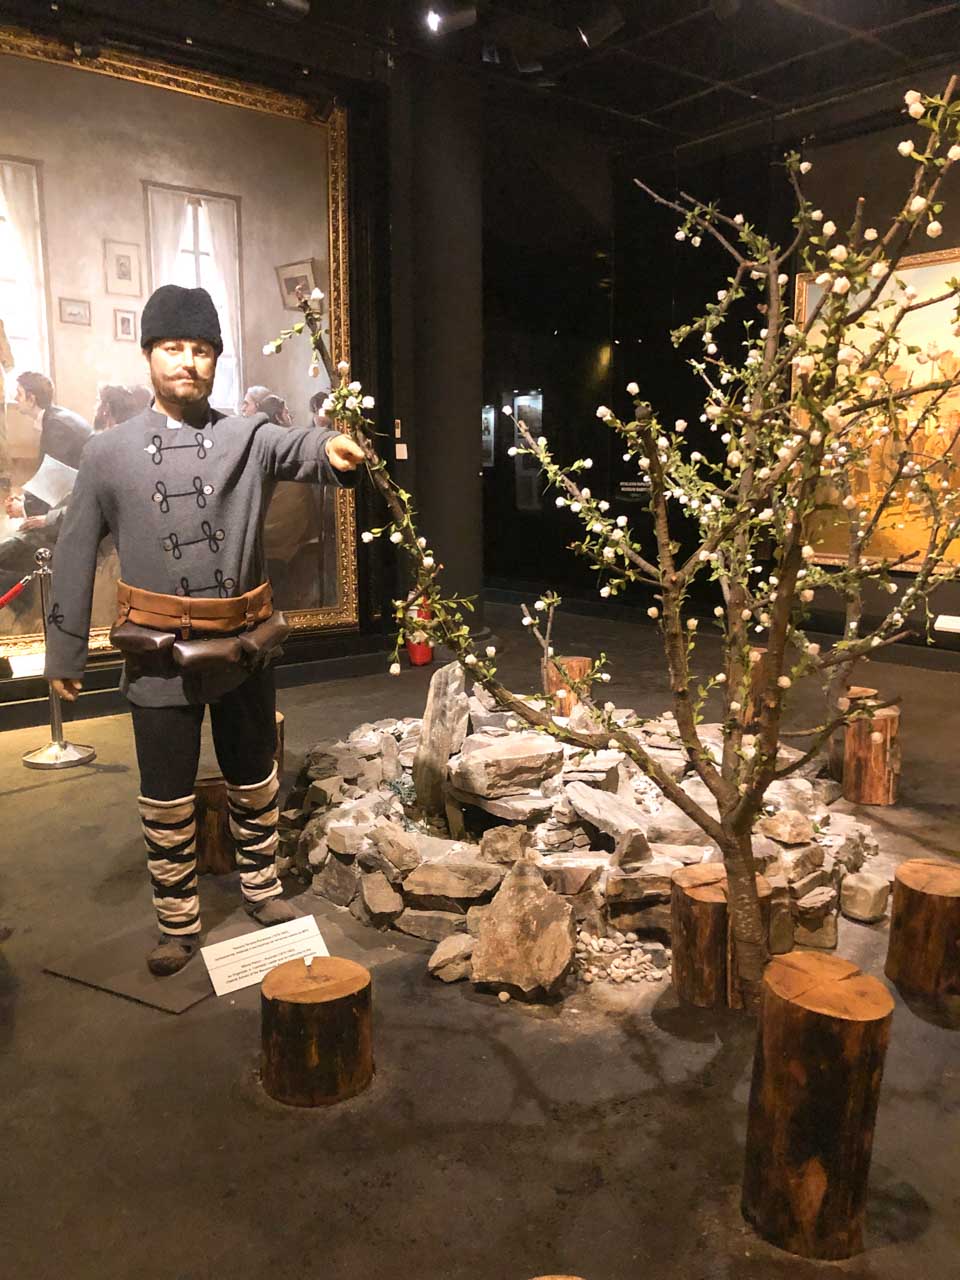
[272,80,960,1005]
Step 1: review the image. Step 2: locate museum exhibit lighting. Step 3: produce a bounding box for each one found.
[575,2,624,48]
[424,5,479,35]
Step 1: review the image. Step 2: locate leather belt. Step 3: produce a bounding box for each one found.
[116,580,273,639]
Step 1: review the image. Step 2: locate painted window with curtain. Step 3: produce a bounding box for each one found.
[0,158,49,385]
[145,185,242,413]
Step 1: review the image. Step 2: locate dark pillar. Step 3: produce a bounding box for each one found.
[391,57,484,617]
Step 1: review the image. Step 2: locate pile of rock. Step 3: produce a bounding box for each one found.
[280,663,892,1001]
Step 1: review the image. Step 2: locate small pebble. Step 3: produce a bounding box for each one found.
[582,973,594,985]
[498,991,511,1003]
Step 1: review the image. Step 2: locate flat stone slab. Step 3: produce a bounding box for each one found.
[449,733,565,798]
[447,783,555,821]
[402,859,505,911]
[565,780,652,861]
[757,809,816,846]
[394,908,467,942]
[427,933,475,982]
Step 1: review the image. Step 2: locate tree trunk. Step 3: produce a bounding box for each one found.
[543,656,593,717]
[828,685,877,781]
[260,956,374,1107]
[885,857,960,1011]
[742,952,894,1259]
[671,864,772,1010]
[722,833,769,1010]
[194,775,236,876]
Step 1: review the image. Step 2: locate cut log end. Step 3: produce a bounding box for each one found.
[885,857,960,1005]
[671,865,771,1010]
[261,956,374,1107]
[743,951,893,1260]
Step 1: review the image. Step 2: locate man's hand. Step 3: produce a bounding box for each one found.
[20,515,46,532]
[4,494,24,518]
[51,678,82,702]
[325,433,365,472]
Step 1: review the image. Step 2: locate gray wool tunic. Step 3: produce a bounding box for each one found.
[44,405,357,707]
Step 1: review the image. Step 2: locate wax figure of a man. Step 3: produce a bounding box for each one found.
[44,285,364,976]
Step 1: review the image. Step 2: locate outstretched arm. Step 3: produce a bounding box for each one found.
[43,446,108,696]
[256,420,363,486]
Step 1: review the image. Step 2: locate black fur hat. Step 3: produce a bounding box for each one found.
[140,285,223,355]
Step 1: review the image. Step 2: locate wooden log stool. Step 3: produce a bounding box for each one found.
[885,857,960,1013]
[274,709,285,773]
[194,775,236,876]
[742,951,893,1259]
[670,865,772,1009]
[828,686,877,780]
[544,656,592,717]
[842,703,900,805]
[261,956,374,1107]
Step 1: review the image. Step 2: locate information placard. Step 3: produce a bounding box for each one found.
[201,915,328,997]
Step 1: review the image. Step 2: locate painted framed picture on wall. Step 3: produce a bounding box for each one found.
[0,29,357,668]
[58,297,91,325]
[104,239,142,297]
[275,259,321,310]
[796,244,960,568]
[114,308,136,341]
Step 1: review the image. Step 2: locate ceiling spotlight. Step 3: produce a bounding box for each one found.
[425,5,478,35]
[576,3,624,48]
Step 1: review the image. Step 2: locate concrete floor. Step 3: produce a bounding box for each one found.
[2,602,959,1280]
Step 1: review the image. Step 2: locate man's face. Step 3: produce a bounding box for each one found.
[241,391,259,416]
[15,383,40,421]
[146,339,217,408]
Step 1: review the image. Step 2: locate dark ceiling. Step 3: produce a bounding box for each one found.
[4,1,959,155]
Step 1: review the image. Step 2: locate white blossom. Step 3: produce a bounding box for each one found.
[569,502,581,513]
[600,586,611,598]
[626,381,639,395]
[832,276,851,295]
[784,323,798,337]
[870,261,888,278]
[348,380,362,394]
[675,229,686,241]
[800,588,814,602]
[806,642,821,656]
[647,606,659,619]
[927,220,943,239]
[675,419,687,431]
[464,653,477,666]
[598,500,610,512]
[730,701,741,712]
[691,236,702,247]
[687,618,698,631]
[555,496,567,508]
[799,161,812,175]
[749,650,762,664]
[809,430,822,445]
[863,227,878,240]
[897,140,914,157]
[734,212,745,224]
[602,547,615,560]
[810,209,823,221]
[949,144,960,162]
[909,195,927,215]
[599,672,611,683]
[777,675,792,689]
[390,530,403,544]
[417,536,427,548]
[337,360,350,373]
[502,404,513,415]
[904,89,922,105]
[521,616,533,627]
[596,405,613,420]
[822,220,836,236]
[321,397,335,412]
[908,101,925,120]
[486,645,497,657]
[345,396,358,410]
[361,395,376,409]
[388,662,401,676]
[714,605,724,618]
[829,244,848,262]
[507,446,518,457]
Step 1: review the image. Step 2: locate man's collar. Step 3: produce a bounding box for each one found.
[149,398,213,431]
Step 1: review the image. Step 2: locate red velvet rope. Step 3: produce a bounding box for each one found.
[0,576,31,609]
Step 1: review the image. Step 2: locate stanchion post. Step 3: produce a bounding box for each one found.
[22,548,96,770]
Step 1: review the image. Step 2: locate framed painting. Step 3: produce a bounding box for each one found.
[58,297,90,326]
[275,258,321,310]
[0,28,358,666]
[796,245,960,568]
[104,239,142,297]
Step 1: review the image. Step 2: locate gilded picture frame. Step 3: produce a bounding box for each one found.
[0,28,358,662]
[795,244,960,569]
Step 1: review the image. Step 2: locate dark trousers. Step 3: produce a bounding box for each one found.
[130,666,277,800]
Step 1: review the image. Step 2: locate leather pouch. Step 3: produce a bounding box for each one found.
[172,635,245,672]
[237,611,290,661]
[109,620,177,655]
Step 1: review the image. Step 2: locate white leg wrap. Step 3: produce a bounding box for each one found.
[138,793,200,936]
[226,764,282,904]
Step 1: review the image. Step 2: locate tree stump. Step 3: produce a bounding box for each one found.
[671,865,771,1009]
[544,656,592,717]
[274,710,285,773]
[742,951,893,1260]
[885,858,960,1008]
[842,704,900,805]
[194,775,236,876]
[261,956,374,1107]
[828,686,877,780]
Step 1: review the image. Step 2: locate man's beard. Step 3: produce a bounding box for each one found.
[152,371,214,407]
